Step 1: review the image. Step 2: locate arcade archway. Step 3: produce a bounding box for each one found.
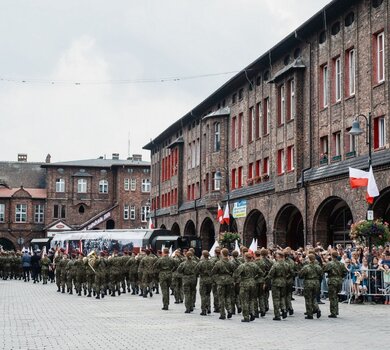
[274,204,304,249]
[0,238,16,251]
[243,209,267,248]
[373,187,390,223]
[313,196,353,246]
[171,222,181,236]
[200,217,216,250]
[184,220,196,236]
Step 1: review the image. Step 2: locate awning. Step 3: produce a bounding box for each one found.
[30,238,51,243]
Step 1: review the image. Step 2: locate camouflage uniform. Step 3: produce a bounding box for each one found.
[54,253,63,291]
[126,253,140,294]
[108,254,123,296]
[121,253,131,293]
[66,257,77,294]
[323,257,348,317]
[195,256,214,315]
[154,255,175,309]
[230,255,242,314]
[267,259,288,320]
[177,256,198,313]
[84,256,95,297]
[58,256,69,293]
[138,252,157,297]
[299,260,323,318]
[40,256,51,284]
[253,257,266,317]
[210,253,221,312]
[172,254,184,303]
[94,255,107,299]
[74,255,86,296]
[284,255,296,315]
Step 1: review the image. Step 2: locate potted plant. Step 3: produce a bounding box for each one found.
[350,219,390,246]
[247,178,254,186]
[219,232,241,249]
[262,174,269,182]
[253,176,262,184]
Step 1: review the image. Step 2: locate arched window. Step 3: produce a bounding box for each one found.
[99,180,108,193]
[78,205,85,214]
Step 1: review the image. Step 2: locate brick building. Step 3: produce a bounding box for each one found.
[0,154,151,250]
[144,0,390,250]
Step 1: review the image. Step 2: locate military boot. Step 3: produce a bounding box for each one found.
[95,293,100,299]
[61,287,65,293]
[87,291,91,297]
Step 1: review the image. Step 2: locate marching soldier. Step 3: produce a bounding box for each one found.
[153,248,175,310]
[84,253,95,297]
[40,253,51,284]
[58,254,69,293]
[95,252,107,299]
[210,247,221,312]
[195,250,214,316]
[74,252,86,296]
[177,251,197,313]
[298,253,323,319]
[126,251,140,295]
[138,249,157,298]
[230,250,242,315]
[284,247,296,316]
[323,251,348,318]
[54,248,64,292]
[171,250,184,304]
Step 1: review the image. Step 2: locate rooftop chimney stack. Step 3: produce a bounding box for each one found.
[17,154,27,162]
[112,153,120,160]
[45,154,51,163]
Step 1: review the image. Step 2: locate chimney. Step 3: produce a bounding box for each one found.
[132,154,142,161]
[18,154,27,162]
[112,153,119,160]
[45,154,51,163]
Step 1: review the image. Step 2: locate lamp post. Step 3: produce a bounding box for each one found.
[214,169,231,232]
[349,112,373,251]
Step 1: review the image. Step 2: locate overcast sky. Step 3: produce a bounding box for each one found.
[0,0,330,163]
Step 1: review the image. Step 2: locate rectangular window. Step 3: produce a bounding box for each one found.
[205,173,209,192]
[232,116,237,149]
[231,168,236,190]
[287,146,294,171]
[238,113,243,147]
[345,130,356,154]
[238,166,243,188]
[321,64,329,108]
[214,122,221,151]
[277,149,285,175]
[124,205,129,220]
[99,180,108,194]
[374,31,385,83]
[141,206,150,222]
[141,179,151,193]
[333,132,341,156]
[191,183,195,200]
[191,141,196,168]
[77,179,87,193]
[130,205,135,220]
[15,204,27,222]
[55,179,65,193]
[346,49,356,96]
[196,138,200,166]
[238,88,243,100]
[187,185,191,201]
[213,171,220,191]
[263,157,269,175]
[248,163,253,179]
[278,84,285,125]
[34,204,44,223]
[0,203,5,222]
[255,160,261,177]
[54,204,66,219]
[334,57,342,102]
[320,136,329,161]
[263,98,270,135]
[130,178,136,191]
[255,102,261,139]
[124,178,130,191]
[287,79,295,121]
[374,116,386,149]
[232,93,237,104]
[248,106,254,142]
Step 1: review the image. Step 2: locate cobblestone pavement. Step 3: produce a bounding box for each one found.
[0,280,389,350]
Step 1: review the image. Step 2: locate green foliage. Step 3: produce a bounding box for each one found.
[350,219,390,246]
[219,232,240,244]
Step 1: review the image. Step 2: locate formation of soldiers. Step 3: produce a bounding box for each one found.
[1,244,348,321]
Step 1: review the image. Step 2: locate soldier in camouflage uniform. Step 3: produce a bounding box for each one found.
[195,250,214,316]
[260,248,273,313]
[40,253,51,284]
[94,252,107,299]
[58,254,69,293]
[284,248,296,315]
[74,252,86,296]
[230,250,242,315]
[66,254,77,294]
[54,249,64,292]
[172,250,184,304]
[153,248,175,310]
[138,249,157,298]
[267,251,288,321]
[210,247,221,312]
[84,253,95,297]
[323,251,348,318]
[299,253,323,319]
[234,252,261,322]
[121,251,131,293]
[178,251,198,313]
[253,250,267,318]
[126,252,140,295]
[211,248,234,320]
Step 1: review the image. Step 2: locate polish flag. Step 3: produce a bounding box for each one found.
[223,203,230,226]
[148,217,154,229]
[217,204,224,224]
[248,238,257,255]
[349,167,379,204]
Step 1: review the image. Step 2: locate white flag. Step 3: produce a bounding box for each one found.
[234,240,240,255]
[169,246,173,257]
[209,240,219,257]
[249,238,257,254]
[367,166,379,202]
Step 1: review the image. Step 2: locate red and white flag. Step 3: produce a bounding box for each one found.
[148,217,154,229]
[248,238,257,255]
[223,203,230,226]
[217,204,224,224]
[349,167,379,204]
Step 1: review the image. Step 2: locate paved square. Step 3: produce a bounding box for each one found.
[0,280,388,350]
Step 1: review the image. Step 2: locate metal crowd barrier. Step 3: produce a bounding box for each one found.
[293,269,390,304]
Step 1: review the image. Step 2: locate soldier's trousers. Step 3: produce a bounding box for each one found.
[240,285,255,320]
[95,274,104,294]
[285,279,294,311]
[183,279,197,312]
[110,270,121,292]
[303,284,318,317]
[212,282,219,311]
[67,272,75,291]
[328,282,342,316]
[199,280,212,313]
[55,270,61,289]
[217,284,232,317]
[254,282,267,313]
[141,272,153,292]
[75,273,86,293]
[60,272,67,290]
[23,267,30,281]
[41,268,48,284]
[86,274,94,293]
[271,285,286,317]
[129,272,138,291]
[159,276,172,307]
[172,276,183,302]
[231,283,240,313]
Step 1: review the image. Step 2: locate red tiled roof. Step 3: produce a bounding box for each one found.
[0,187,47,199]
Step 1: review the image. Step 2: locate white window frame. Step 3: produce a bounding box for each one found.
[130,205,136,220]
[290,79,295,119]
[123,205,129,220]
[15,204,27,223]
[335,57,342,102]
[214,122,221,151]
[288,146,294,171]
[124,178,130,191]
[196,138,200,166]
[263,158,269,175]
[77,179,87,193]
[265,98,270,134]
[34,204,44,223]
[280,84,285,124]
[249,107,255,142]
[378,117,386,148]
[99,180,108,194]
[191,141,196,168]
[130,178,136,191]
[0,203,5,222]
[279,149,285,174]
[55,178,65,193]
[348,49,356,96]
[141,179,151,193]
[377,32,385,83]
[141,206,150,223]
[323,64,329,107]
[335,132,341,156]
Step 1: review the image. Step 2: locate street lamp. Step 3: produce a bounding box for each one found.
[349,112,373,251]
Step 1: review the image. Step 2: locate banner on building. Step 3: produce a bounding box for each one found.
[232,200,247,218]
